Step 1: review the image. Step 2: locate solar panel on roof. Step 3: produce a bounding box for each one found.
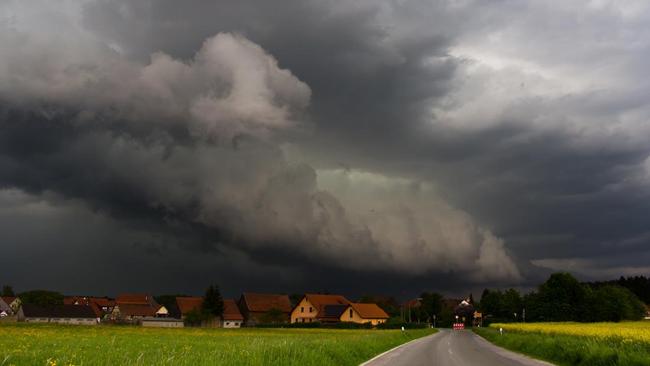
[323,304,348,318]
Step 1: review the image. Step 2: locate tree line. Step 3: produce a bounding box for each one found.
[587,275,650,304]
[374,272,648,326]
[480,273,647,323]
[5,272,649,325]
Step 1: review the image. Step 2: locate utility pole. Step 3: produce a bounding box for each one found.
[523,308,526,323]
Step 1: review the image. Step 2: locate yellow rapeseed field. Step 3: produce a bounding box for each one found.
[478,322,650,365]
[491,321,650,344]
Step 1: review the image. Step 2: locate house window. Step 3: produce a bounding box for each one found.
[301,307,304,313]
[226,322,230,325]
[349,309,353,319]
[309,307,312,313]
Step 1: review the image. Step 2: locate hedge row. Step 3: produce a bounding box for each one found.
[252,322,429,329]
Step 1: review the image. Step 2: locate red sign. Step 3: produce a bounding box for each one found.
[453,323,465,330]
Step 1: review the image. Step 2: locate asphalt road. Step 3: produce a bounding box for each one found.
[362,329,554,366]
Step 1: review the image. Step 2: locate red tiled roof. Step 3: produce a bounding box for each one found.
[62,297,103,317]
[241,293,291,313]
[176,297,203,316]
[64,296,84,305]
[64,297,115,314]
[116,304,157,317]
[1,296,17,305]
[302,294,351,318]
[116,294,156,306]
[223,299,244,321]
[90,298,115,307]
[349,303,389,319]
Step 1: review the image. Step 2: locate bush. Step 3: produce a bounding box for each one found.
[18,290,64,306]
[330,322,373,329]
[259,308,287,324]
[254,321,383,329]
[183,309,207,326]
[482,317,515,326]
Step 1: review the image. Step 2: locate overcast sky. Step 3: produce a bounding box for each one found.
[2,0,650,299]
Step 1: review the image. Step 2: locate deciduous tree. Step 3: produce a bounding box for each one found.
[19,290,63,306]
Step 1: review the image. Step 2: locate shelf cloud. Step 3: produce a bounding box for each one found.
[2,0,650,296]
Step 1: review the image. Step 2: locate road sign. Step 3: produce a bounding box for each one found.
[453,323,465,330]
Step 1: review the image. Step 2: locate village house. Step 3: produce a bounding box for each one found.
[290,294,351,323]
[176,296,203,319]
[453,298,475,324]
[176,296,244,328]
[64,296,90,306]
[18,304,98,325]
[339,303,389,325]
[0,301,9,317]
[223,299,244,328]
[0,296,21,316]
[63,296,106,318]
[0,297,13,316]
[238,293,292,325]
[141,317,184,328]
[111,293,167,322]
[93,298,116,314]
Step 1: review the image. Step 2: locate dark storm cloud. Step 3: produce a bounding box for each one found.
[2,0,650,296]
[81,0,458,138]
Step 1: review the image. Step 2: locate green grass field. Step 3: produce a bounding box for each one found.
[475,322,650,366]
[0,323,435,366]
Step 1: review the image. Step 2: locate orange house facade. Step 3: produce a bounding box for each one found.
[290,294,351,323]
[339,303,389,326]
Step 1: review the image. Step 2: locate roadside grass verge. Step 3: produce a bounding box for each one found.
[0,323,436,366]
[474,324,650,366]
